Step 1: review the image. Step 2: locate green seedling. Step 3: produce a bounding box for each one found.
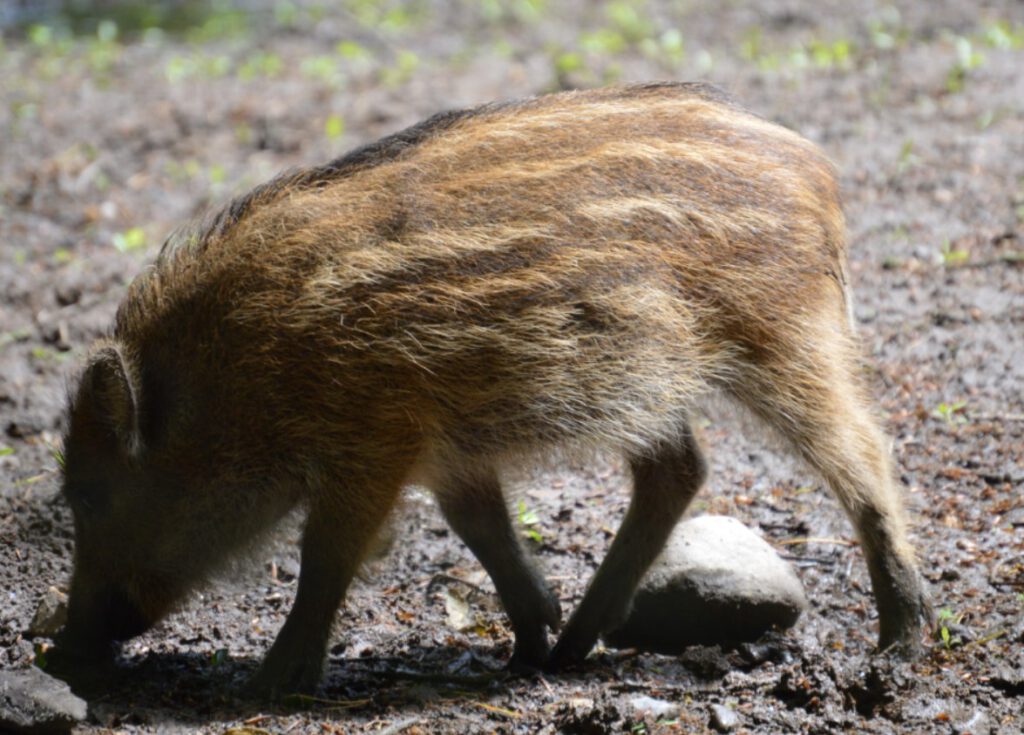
[741,29,854,73]
[52,448,66,471]
[580,28,627,56]
[34,642,49,669]
[807,38,853,69]
[12,102,38,122]
[300,55,341,85]
[740,27,763,62]
[325,114,345,141]
[28,24,63,51]
[336,40,371,62]
[868,7,909,51]
[86,20,122,75]
[31,346,67,363]
[274,1,299,27]
[982,20,1024,50]
[0,329,30,349]
[165,158,202,183]
[210,648,229,666]
[208,163,226,185]
[657,28,685,64]
[380,50,419,87]
[891,224,910,241]
[933,401,968,427]
[605,1,653,44]
[479,0,547,25]
[165,53,231,82]
[935,608,963,650]
[238,51,282,80]
[235,122,253,145]
[346,0,421,32]
[0,447,14,457]
[897,139,919,174]
[554,50,583,76]
[517,500,543,543]
[186,7,248,43]
[946,36,984,93]
[639,28,685,67]
[113,227,147,253]
[940,239,969,266]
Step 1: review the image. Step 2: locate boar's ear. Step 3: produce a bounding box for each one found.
[75,343,141,456]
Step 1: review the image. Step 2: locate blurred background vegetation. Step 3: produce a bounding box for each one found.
[1,0,1022,266]
[4,0,1021,95]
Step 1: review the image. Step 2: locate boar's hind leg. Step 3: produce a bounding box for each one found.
[547,425,708,670]
[736,331,931,656]
[434,467,562,670]
[246,488,399,698]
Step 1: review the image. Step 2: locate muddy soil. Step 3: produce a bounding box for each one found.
[2,1,1022,733]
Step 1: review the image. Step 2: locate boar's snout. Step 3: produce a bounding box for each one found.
[60,585,153,657]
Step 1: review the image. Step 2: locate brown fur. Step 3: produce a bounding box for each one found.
[57,83,929,697]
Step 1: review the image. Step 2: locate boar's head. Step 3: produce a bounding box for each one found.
[56,342,188,660]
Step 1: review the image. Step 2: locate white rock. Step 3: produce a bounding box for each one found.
[605,515,807,653]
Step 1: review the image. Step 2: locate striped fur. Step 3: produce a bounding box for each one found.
[58,83,928,697]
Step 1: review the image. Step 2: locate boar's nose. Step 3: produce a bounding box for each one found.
[63,585,152,652]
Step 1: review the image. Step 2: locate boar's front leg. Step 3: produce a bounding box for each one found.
[434,467,562,670]
[246,486,399,698]
[548,426,707,670]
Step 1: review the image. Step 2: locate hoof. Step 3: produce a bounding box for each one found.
[544,637,590,673]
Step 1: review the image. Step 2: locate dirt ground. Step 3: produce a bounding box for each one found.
[2,1,1022,733]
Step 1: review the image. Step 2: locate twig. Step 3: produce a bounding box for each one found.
[378,717,421,735]
[14,472,52,487]
[782,555,838,567]
[966,629,1008,648]
[425,573,492,600]
[283,693,372,709]
[464,700,521,719]
[777,536,856,547]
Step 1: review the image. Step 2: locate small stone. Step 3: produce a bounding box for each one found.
[605,516,808,653]
[0,667,87,733]
[630,695,680,719]
[855,305,877,323]
[956,709,988,734]
[709,703,739,732]
[54,286,81,308]
[29,588,68,637]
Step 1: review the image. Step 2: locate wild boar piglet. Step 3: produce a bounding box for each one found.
[55,82,930,697]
